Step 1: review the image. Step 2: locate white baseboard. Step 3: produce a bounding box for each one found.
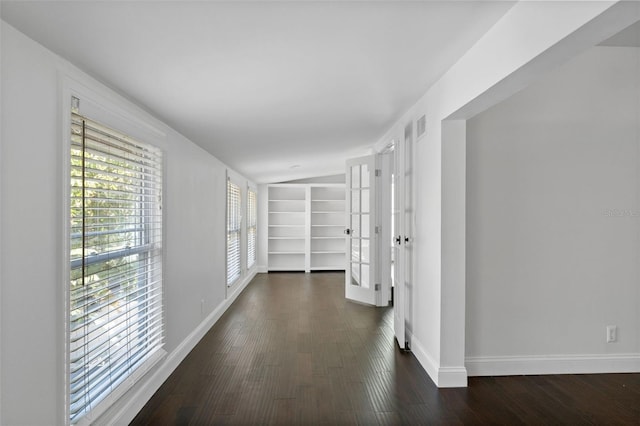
[407,333,438,384]
[437,366,469,387]
[408,332,468,388]
[466,353,640,377]
[257,264,268,273]
[100,270,257,425]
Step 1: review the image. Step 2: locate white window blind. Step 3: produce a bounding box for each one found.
[69,110,163,424]
[227,180,241,285]
[247,189,257,269]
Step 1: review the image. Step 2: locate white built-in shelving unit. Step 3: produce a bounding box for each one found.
[268,183,345,272]
[310,185,346,271]
[268,185,307,271]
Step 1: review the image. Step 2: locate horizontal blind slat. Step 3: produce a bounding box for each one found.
[69,111,163,424]
[227,181,241,285]
[69,332,164,412]
[69,244,158,270]
[70,260,162,306]
[71,155,161,184]
[70,302,163,368]
[70,144,161,172]
[72,114,162,159]
[69,276,163,335]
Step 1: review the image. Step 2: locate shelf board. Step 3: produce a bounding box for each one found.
[269,237,305,240]
[311,224,344,227]
[269,211,305,214]
[312,211,344,214]
[312,199,345,202]
[311,251,345,254]
[268,251,305,255]
[311,236,344,240]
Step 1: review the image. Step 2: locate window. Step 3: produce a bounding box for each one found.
[247,188,257,269]
[227,179,241,285]
[69,109,163,424]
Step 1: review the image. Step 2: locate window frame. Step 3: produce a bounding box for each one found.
[226,176,242,286]
[61,78,167,426]
[246,187,257,270]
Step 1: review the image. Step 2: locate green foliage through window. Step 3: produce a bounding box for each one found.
[69,111,163,424]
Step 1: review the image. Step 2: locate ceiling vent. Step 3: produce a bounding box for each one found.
[416,115,426,139]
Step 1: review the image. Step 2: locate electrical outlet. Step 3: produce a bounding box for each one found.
[606,325,617,343]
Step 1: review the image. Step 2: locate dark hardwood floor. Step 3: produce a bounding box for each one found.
[132,272,640,425]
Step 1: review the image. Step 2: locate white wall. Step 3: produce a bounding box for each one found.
[0,22,257,425]
[373,1,639,386]
[284,173,346,184]
[465,46,640,374]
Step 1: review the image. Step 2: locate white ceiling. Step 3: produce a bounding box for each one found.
[1,1,514,183]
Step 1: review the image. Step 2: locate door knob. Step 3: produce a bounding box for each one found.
[345,228,351,235]
[395,235,402,245]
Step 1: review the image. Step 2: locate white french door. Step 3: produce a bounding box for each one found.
[345,155,377,305]
[393,142,404,348]
[393,123,413,350]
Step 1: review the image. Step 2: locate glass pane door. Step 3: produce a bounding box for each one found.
[394,122,413,350]
[345,155,376,305]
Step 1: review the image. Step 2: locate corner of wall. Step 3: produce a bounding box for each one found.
[436,367,468,388]
[408,331,468,388]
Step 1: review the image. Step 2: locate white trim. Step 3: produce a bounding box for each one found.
[60,78,166,149]
[225,171,229,298]
[257,265,268,273]
[60,73,168,425]
[305,185,311,272]
[246,186,258,270]
[408,333,438,385]
[60,73,73,426]
[466,354,640,377]
[101,269,257,425]
[409,332,468,388]
[226,175,243,288]
[436,367,468,388]
[226,269,256,302]
[77,349,167,426]
[0,22,3,421]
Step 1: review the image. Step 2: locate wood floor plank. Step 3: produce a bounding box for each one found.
[131,272,640,425]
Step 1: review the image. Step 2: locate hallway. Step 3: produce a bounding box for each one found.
[132,273,640,425]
